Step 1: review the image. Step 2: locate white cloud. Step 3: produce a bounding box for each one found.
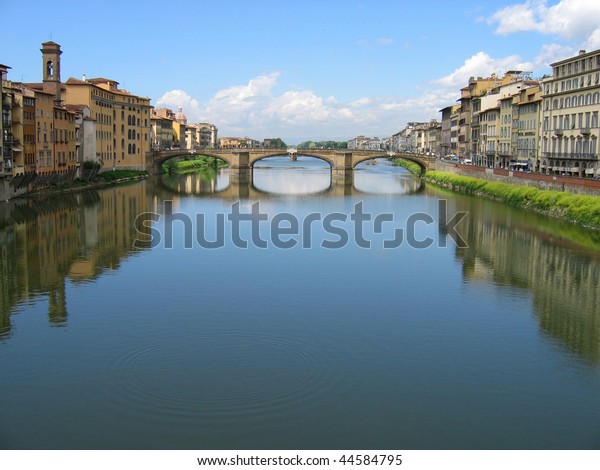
[530,43,577,70]
[487,0,544,35]
[158,71,416,141]
[155,34,579,143]
[487,0,600,47]
[587,28,600,50]
[155,63,490,142]
[432,51,529,88]
[156,89,201,119]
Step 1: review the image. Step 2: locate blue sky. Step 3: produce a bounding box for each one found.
[3,0,600,143]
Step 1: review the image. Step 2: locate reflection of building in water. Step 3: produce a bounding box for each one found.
[455,201,600,362]
[0,183,153,338]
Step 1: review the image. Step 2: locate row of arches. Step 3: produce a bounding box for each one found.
[152,151,428,173]
[539,159,595,177]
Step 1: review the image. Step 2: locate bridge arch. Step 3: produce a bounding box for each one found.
[147,150,232,174]
[352,153,427,172]
[249,151,334,168]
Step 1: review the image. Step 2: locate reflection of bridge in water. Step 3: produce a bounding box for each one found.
[156,167,424,199]
[146,148,437,184]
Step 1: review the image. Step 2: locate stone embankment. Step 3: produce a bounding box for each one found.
[423,162,600,230]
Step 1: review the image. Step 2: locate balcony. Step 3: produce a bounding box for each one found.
[2,132,13,144]
[543,152,598,160]
[580,127,591,135]
[554,129,563,136]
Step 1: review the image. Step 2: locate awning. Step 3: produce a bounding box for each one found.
[11,147,22,152]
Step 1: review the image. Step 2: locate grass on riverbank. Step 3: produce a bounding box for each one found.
[391,158,424,176]
[423,170,600,230]
[163,155,227,173]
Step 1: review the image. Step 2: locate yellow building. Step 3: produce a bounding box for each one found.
[64,77,152,170]
[33,89,55,174]
[21,86,36,174]
[25,42,151,173]
[513,85,542,170]
[457,72,531,158]
[219,137,259,148]
[150,114,174,150]
[53,106,77,173]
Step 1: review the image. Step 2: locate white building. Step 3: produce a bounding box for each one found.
[540,48,600,177]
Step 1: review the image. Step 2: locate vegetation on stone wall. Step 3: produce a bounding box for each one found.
[391,158,423,176]
[163,155,228,173]
[423,171,600,230]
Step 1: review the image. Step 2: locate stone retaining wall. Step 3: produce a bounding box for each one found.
[434,161,600,196]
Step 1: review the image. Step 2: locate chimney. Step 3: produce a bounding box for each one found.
[82,74,87,81]
[579,49,586,55]
[0,64,11,82]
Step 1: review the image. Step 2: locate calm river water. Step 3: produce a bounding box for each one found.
[1,157,600,449]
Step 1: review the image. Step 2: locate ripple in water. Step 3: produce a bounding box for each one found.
[108,331,339,424]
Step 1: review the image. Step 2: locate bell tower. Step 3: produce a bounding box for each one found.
[41,41,62,104]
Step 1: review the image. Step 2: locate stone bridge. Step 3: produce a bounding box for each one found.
[146,148,437,182]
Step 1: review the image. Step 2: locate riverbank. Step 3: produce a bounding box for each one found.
[163,155,227,174]
[391,157,423,176]
[423,170,600,230]
[18,170,148,199]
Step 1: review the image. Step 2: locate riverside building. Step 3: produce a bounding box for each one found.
[540,48,600,178]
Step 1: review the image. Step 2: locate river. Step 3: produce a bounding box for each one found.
[1,157,599,449]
